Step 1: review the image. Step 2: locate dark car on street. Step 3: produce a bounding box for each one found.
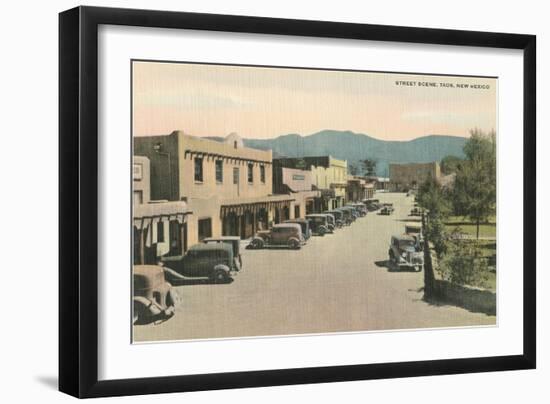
[305,214,331,236]
[380,206,393,215]
[284,218,311,242]
[324,210,345,228]
[133,265,178,325]
[335,207,354,225]
[388,234,424,271]
[250,223,304,249]
[347,203,367,217]
[160,243,236,283]
[203,236,243,271]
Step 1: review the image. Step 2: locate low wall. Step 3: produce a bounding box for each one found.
[432,279,496,316]
[422,216,496,316]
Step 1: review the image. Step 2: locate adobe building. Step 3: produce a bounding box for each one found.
[134,131,295,248]
[132,156,191,265]
[274,156,348,211]
[346,176,375,202]
[389,162,441,192]
[272,164,321,217]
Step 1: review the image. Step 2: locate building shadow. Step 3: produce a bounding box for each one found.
[424,280,496,316]
[169,277,235,286]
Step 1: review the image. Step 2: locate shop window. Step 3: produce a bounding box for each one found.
[260,165,265,183]
[194,157,203,182]
[247,163,253,183]
[215,160,223,183]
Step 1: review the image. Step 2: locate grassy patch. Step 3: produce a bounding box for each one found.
[449,239,496,292]
[444,216,496,238]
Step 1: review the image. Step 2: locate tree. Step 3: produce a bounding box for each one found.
[361,159,377,176]
[452,129,496,239]
[417,175,450,219]
[440,155,463,175]
[417,176,451,257]
[348,163,359,176]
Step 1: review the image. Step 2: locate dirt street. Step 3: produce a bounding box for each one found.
[134,192,495,342]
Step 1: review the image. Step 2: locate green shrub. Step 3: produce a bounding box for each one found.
[439,240,489,288]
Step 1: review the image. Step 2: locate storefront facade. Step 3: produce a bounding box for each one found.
[135,131,291,247]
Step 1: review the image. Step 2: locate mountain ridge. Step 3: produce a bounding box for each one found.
[238,130,466,176]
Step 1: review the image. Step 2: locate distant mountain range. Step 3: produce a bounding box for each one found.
[205,130,466,176]
[237,130,467,176]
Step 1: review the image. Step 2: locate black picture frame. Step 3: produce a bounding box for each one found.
[59,6,536,398]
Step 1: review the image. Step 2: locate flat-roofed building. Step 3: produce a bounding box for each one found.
[134,131,295,247]
[132,155,191,264]
[346,176,375,202]
[272,164,321,217]
[273,156,348,211]
[389,162,441,191]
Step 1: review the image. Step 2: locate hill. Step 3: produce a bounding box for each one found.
[242,130,466,176]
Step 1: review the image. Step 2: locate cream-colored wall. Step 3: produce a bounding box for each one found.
[177,132,273,200]
[133,156,151,204]
[389,162,440,189]
[185,197,223,247]
[310,157,347,199]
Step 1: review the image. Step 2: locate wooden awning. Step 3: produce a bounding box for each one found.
[133,201,191,228]
[220,195,295,217]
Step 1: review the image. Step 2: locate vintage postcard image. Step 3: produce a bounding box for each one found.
[131,61,497,343]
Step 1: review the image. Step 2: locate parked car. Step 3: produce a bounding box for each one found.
[324,210,345,228]
[364,199,381,212]
[388,234,424,271]
[305,214,331,236]
[250,223,304,249]
[284,218,311,242]
[320,213,336,232]
[404,223,424,245]
[410,207,422,216]
[335,207,354,225]
[203,236,242,271]
[380,206,393,215]
[382,203,395,212]
[133,265,178,325]
[348,203,367,217]
[344,205,360,219]
[160,243,236,283]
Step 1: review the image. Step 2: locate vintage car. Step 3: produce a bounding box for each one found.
[410,207,422,216]
[380,206,393,215]
[335,207,354,225]
[324,210,345,228]
[404,223,424,244]
[382,202,395,212]
[388,234,424,271]
[321,213,336,232]
[344,205,360,219]
[364,199,381,212]
[284,218,311,241]
[133,265,178,325]
[203,236,243,271]
[250,223,304,249]
[160,243,236,283]
[348,203,367,217]
[305,214,331,236]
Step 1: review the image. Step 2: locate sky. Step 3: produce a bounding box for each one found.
[132,61,497,141]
